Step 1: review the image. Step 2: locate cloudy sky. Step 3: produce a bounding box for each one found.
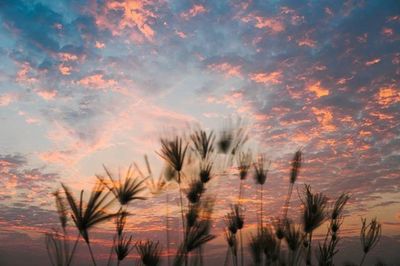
[0,0,399,265]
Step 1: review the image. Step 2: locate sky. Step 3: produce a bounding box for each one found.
[0,0,399,265]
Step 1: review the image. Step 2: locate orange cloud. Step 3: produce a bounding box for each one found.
[308,81,329,98]
[208,62,242,77]
[78,74,117,89]
[97,0,157,42]
[249,71,282,84]
[377,86,400,106]
[311,107,336,131]
[95,41,106,48]
[180,4,206,20]
[58,64,72,75]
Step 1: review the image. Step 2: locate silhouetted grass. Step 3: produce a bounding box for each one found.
[44,123,385,266]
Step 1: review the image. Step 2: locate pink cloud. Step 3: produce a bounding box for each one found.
[78,74,117,90]
[0,93,18,106]
[297,37,317,47]
[175,30,187,38]
[58,64,72,75]
[35,89,57,100]
[381,27,394,37]
[39,96,195,166]
[242,14,285,33]
[95,41,106,48]
[16,63,38,84]
[58,52,78,61]
[180,4,206,20]
[208,62,242,77]
[365,58,381,66]
[249,71,282,84]
[96,0,158,42]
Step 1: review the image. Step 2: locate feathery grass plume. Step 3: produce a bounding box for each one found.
[164,164,177,182]
[225,211,239,235]
[225,229,238,266]
[186,179,205,204]
[186,203,200,229]
[52,190,70,266]
[260,226,280,264]
[45,229,67,266]
[138,156,173,266]
[217,117,248,156]
[62,182,118,265]
[144,155,169,195]
[199,161,213,184]
[290,149,302,184]
[158,136,188,177]
[249,229,264,266]
[218,128,233,154]
[107,210,129,266]
[53,190,68,230]
[147,173,168,195]
[301,185,328,266]
[284,220,304,266]
[115,209,129,237]
[136,240,162,266]
[98,164,147,206]
[228,204,245,266]
[317,238,338,266]
[114,234,134,265]
[237,150,252,181]
[191,129,215,160]
[359,217,381,266]
[317,193,349,266]
[331,193,350,220]
[157,136,188,240]
[184,219,215,253]
[231,127,249,156]
[282,149,302,220]
[174,219,215,266]
[272,217,285,241]
[253,154,270,227]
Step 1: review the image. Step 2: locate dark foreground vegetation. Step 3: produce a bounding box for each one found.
[45,120,383,266]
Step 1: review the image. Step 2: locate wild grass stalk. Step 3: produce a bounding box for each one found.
[282,150,302,221]
[284,220,304,266]
[158,136,188,243]
[359,217,381,266]
[301,184,328,266]
[62,181,118,265]
[136,240,162,266]
[253,154,270,227]
[317,193,350,266]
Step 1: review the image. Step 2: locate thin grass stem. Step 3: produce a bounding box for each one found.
[359,253,366,266]
[66,235,80,266]
[166,192,171,266]
[86,241,97,266]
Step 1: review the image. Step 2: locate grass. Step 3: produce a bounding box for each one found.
[45,124,384,266]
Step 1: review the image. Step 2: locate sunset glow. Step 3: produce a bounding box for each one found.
[0,0,399,265]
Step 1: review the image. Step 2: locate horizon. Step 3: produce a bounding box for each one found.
[0,0,399,265]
